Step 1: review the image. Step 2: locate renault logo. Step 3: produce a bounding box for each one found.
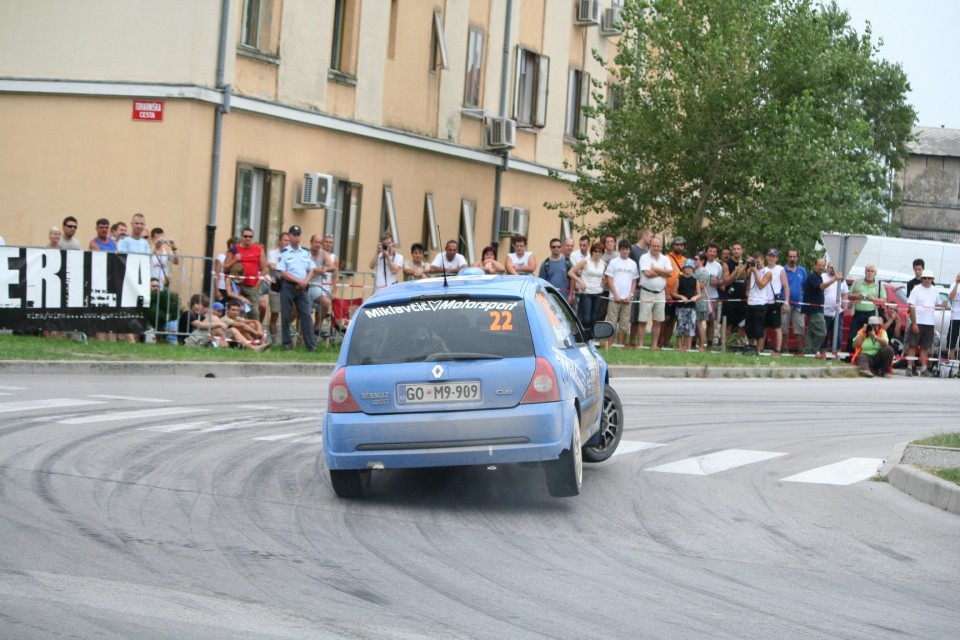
[432,364,444,379]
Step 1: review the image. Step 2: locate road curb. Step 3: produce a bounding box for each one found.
[881,441,960,516]
[0,360,845,380]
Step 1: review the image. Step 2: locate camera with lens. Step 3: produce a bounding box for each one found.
[746,259,756,267]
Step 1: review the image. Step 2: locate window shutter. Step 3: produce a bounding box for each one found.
[535,54,550,128]
[578,71,591,136]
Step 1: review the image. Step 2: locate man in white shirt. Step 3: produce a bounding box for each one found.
[604,240,639,347]
[636,237,673,349]
[369,233,403,290]
[906,269,945,376]
[821,262,848,351]
[430,240,468,274]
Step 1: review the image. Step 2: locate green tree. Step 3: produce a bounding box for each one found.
[555,0,916,258]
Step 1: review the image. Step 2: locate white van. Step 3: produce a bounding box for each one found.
[822,234,960,358]
[822,233,960,285]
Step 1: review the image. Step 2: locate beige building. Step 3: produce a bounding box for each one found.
[897,126,960,243]
[0,0,622,292]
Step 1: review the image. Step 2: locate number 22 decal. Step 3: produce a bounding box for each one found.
[488,311,513,331]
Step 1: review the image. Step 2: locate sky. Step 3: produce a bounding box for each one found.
[837,0,960,130]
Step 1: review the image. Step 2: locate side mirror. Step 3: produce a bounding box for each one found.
[589,320,615,341]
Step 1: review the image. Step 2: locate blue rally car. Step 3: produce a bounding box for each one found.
[323,273,624,498]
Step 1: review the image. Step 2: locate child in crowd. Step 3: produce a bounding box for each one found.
[671,259,701,352]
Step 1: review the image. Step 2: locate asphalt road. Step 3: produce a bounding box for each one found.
[0,375,958,639]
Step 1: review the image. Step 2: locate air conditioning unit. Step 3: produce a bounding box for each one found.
[575,0,601,26]
[600,6,623,36]
[499,207,529,236]
[486,117,517,150]
[299,172,334,208]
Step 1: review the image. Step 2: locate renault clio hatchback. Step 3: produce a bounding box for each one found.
[322,274,623,498]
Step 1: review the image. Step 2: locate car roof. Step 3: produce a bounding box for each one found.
[365,274,539,304]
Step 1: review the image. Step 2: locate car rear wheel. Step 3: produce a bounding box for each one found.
[545,412,583,497]
[330,469,371,498]
[582,384,624,463]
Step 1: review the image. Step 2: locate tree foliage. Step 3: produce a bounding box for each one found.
[555,0,916,258]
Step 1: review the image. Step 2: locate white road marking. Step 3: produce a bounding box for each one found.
[0,386,26,390]
[139,422,212,433]
[0,398,105,414]
[236,405,280,410]
[58,407,208,424]
[647,449,788,475]
[255,432,324,444]
[781,457,884,485]
[612,440,666,457]
[89,395,172,403]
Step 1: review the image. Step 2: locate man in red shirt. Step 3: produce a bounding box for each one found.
[228,227,268,320]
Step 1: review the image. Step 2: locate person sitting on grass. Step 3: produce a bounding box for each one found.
[220,300,269,351]
[182,294,228,348]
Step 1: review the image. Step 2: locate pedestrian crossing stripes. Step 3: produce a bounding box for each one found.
[0,395,887,486]
[255,432,324,444]
[612,441,665,457]
[781,457,884,485]
[59,407,209,425]
[89,395,172,403]
[646,449,788,475]
[0,398,105,413]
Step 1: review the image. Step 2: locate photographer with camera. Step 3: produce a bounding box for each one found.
[149,227,179,290]
[851,315,894,377]
[369,232,403,291]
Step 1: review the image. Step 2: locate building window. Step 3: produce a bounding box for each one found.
[380,186,400,247]
[561,218,573,241]
[325,181,362,272]
[331,0,358,76]
[431,10,450,71]
[423,194,441,256]
[464,27,485,108]
[459,200,477,264]
[234,165,284,242]
[513,47,549,127]
[239,0,280,57]
[565,68,591,139]
[241,0,264,49]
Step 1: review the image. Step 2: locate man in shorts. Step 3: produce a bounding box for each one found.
[637,237,673,349]
[906,269,944,376]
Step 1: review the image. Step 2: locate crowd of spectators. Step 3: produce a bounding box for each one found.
[8,219,959,370]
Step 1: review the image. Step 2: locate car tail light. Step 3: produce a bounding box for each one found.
[328,367,361,413]
[520,357,560,404]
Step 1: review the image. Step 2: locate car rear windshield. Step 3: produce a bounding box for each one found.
[346,297,534,365]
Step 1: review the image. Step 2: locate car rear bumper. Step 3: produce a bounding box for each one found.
[323,401,573,470]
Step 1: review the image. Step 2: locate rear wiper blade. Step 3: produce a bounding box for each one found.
[424,352,503,362]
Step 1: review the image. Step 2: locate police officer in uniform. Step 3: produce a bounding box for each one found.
[277,225,318,351]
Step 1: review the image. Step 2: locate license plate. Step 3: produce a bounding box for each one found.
[398,381,482,404]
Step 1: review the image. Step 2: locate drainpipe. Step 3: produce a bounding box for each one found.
[492,0,513,249]
[204,0,232,297]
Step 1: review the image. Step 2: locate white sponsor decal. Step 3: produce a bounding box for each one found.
[363,300,519,318]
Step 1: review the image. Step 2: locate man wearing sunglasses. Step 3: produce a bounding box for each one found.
[229,227,268,321]
[60,216,82,250]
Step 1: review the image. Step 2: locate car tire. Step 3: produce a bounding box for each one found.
[545,412,583,497]
[582,384,624,463]
[330,469,371,499]
[889,337,904,356]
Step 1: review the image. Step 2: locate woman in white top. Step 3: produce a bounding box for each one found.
[568,242,606,326]
[505,235,537,275]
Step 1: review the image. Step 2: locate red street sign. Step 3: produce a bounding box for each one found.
[132,100,164,122]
